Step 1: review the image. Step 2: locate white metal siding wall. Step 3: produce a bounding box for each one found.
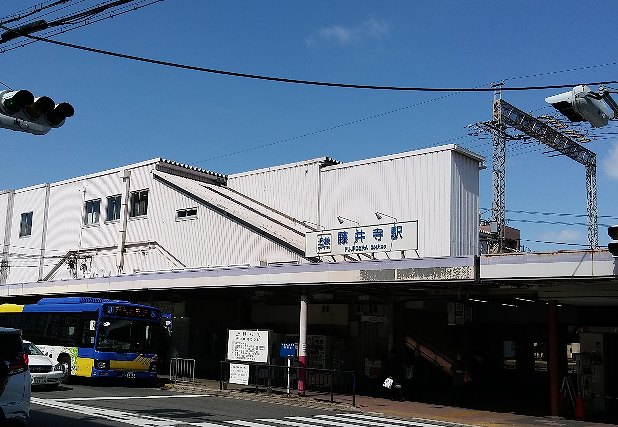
[227,161,322,225]
[450,152,480,256]
[7,185,48,283]
[150,177,303,268]
[44,169,128,281]
[320,150,456,257]
[124,164,156,245]
[0,192,11,255]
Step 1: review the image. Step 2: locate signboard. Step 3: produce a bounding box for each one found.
[229,363,250,385]
[305,221,418,258]
[226,329,269,363]
[279,343,297,358]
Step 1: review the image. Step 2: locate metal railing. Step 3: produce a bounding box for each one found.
[170,358,195,384]
[219,361,356,407]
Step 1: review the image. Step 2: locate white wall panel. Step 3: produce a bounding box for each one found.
[8,185,48,283]
[320,146,480,258]
[450,152,480,256]
[149,177,302,268]
[228,159,322,225]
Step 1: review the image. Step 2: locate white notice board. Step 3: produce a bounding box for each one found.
[229,363,250,385]
[226,329,270,363]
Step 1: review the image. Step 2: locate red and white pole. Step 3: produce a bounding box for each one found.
[298,294,307,396]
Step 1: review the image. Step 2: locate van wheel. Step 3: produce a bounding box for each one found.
[59,356,71,384]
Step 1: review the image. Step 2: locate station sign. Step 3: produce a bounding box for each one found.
[305,220,418,258]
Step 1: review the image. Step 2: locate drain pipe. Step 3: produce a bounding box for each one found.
[117,169,131,274]
[1,190,14,284]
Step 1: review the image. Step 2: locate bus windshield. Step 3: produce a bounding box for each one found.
[96,318,158,353]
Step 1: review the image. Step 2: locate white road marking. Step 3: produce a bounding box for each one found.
[51,393,213,401]
[258,418,321,427]
[31,397,473,427]
[334,413,478,427]
[32,397,185,426]
[225,421,287,427]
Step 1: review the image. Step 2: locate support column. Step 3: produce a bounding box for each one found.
[548,300,560,416]
[298,294,307,396]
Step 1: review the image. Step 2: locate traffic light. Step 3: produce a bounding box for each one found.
[0,89,74,135]
[545,85,617,128]
[609,226,618,257]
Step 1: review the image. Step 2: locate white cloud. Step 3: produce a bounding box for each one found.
[540,229,586,245]
[316,25,354,46]
[307,18,390,47]
[602,143,618,180]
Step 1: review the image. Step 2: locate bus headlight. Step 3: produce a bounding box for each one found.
[94,360,110,370]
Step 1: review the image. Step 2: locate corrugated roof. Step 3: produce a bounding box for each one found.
[159,158,227,180]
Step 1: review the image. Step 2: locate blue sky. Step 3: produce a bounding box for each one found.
[0,1,617,251]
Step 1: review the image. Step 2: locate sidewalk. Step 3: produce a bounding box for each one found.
[164,377,616,427]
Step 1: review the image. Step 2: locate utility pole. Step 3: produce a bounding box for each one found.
[490,83,506,253]
[479,87,599,250]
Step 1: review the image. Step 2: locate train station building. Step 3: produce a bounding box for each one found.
[0,144,616,418]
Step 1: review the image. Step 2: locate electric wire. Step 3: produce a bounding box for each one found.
[520,239,588,247]
[0,0,74,24]
[1,25,617,92]
[0,1,163,53]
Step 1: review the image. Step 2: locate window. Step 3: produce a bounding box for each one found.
[19,212,33,237]
[129,190,148,218]
[176,207,197,220]
[106,195,122,222]
[84,199,101,225]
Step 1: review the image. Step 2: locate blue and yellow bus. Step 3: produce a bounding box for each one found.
[0,297,162,382]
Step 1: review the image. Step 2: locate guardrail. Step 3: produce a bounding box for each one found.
[219,361,356,407]
[170,358,195,384]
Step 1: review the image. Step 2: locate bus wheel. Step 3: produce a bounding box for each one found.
[59,356,71,384]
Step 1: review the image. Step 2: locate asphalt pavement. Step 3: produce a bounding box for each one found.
[167,377,618,427]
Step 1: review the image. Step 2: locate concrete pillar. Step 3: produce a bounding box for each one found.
[298,294,307,396]
[548,300,560,416]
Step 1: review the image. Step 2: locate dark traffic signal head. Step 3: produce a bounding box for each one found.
[608,226,618,257]
[1,90,34,114]
[0,90,74,135]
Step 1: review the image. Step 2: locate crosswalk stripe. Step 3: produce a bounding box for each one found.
[287,415,363,427]
[316,414,409,426]
[256,419,314,427]
[225,421,287,427]
[52,394,214,402]
[335,413,476,427]
[188,423,231,427]
[32,397,477,427]
[31,397,183,426]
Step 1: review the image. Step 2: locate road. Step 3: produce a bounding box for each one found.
[28,382,475,427]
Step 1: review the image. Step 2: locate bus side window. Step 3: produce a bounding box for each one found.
[22,313,51,343]
[81,315,97,347]
[81,313,97,348]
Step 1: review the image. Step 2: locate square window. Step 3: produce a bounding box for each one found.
[84,199,101,225]
[19,212,33,237]
[176,207,197,221]
[106,195,122,221]
[130,190,148,218]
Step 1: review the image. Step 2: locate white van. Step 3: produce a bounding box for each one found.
[0,327,31,425]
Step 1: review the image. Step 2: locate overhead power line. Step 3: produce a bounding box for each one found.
[1,26,617,92]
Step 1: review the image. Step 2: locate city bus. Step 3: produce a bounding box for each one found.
[0,297,162,382]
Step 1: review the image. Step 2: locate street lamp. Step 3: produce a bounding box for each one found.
[375,212,398,223]
[337,216,360,226]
